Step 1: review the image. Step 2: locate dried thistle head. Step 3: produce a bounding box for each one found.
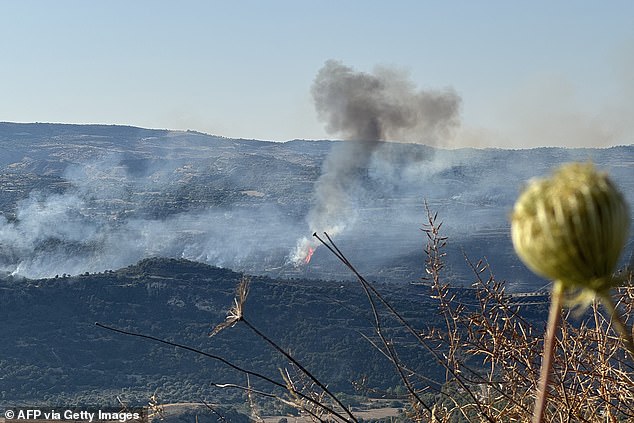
[210,276,250,336]
[511,162,630,293]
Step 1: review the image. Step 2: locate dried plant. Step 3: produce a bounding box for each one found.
[511,162,632,422]
[209,276,250,337]
[97,187,633,422]
[311,198,633,422]
[245,374,264,423]
[147,390,165,421]
[210,274,358,422]
[280,366,331,422]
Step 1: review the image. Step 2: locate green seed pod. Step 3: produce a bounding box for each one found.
[511,162,630,292]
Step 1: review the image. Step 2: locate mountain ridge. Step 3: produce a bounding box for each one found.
[0,121,632,288]
[3,121,632,149]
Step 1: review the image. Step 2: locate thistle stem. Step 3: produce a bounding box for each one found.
[598,292,634,358]
[241,318,357,423]
[532,280,564,423]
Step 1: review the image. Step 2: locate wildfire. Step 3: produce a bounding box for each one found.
[290,236,320,267]
[304,247,316,264]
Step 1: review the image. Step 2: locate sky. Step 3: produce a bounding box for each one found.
[1,1,633,148]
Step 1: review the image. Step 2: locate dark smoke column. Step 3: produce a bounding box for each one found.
[312,60,460,142]
[291,60,461,264]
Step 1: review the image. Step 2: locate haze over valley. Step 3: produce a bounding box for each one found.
[0,122,632,291]
[0,120,632,412]
[3,3,634,419]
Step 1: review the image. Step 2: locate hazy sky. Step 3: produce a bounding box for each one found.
[1,1,633,148]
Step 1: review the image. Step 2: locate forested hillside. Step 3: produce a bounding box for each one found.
[0,257,547,407]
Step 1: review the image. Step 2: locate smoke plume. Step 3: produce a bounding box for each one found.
[291,60,461,264]
[313,60,460,143]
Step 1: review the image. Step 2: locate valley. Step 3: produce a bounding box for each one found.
[0,122,631,420]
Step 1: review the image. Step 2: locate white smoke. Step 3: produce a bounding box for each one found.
[0,155,303,279]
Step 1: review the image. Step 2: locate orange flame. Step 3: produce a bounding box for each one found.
[304,247,315,264]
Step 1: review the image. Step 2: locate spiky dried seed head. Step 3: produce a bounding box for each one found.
[511,162,630,292]
[210,276,250,336]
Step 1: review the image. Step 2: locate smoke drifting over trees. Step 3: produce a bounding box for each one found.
[0,122,629,289]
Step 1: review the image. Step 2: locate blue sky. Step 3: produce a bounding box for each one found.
[1,1,633,147]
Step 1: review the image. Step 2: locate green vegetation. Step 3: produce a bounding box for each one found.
[137,202,632,422]
[0,257,460,406]
[1,220,631,421]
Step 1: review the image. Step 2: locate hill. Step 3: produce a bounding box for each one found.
[1,122,632,290]
[3,257,545,406]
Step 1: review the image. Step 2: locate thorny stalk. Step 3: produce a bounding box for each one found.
[281,366,331,422]
[532,280,563,423]
[314,231,496,423]
[598,291,634,357]
[95,322,350,422]
[98,203,633,422]
[421,201,459,381]
[245,374,264,422]
[238,317,357,423]
[319,231,435,417]
[211,276,358,423]
[317,205,632,421]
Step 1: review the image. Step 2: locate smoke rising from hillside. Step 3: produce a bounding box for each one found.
[0,155,304,279]
[0,124,628,289]
[292,60,461,263]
